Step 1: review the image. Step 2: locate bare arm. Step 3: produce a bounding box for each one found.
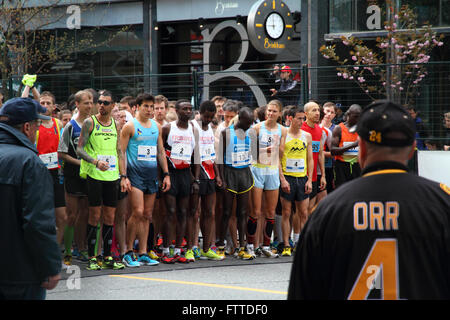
[330,125,358,155]
[76,117,96,165]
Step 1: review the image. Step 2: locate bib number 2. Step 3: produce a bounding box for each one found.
[348,239,399,300]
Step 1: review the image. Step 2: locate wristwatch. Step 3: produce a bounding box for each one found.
[120,174,127,179]
[193,179,201,185]
[163,172,170,178]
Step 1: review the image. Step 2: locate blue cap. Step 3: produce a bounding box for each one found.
[0,97,51,125]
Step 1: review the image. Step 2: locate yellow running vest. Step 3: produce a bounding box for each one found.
[281,131,308,178]
[79,116,119,181]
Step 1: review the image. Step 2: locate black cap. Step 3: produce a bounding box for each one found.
[0,97,51,125]
[357,100,416,147]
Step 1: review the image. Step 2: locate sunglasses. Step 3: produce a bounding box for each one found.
[98,100,112,106]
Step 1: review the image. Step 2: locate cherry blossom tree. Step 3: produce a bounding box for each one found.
[320,2,444,106]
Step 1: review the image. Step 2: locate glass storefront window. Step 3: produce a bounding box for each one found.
[441,0,450,26]
[329,0,446,33]
[329,0,354,33]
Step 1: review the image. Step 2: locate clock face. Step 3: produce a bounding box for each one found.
[247,0,294,54]
[265,12,284,39]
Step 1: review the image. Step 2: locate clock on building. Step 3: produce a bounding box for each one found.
[247,0,294,54]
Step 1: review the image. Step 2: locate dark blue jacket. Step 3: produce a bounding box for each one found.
[0,123,61,285]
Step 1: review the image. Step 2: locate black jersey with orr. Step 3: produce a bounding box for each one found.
[288,161,450,300]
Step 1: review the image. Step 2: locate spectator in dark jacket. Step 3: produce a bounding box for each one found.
[0,98,61,300]
[270,65,299,107]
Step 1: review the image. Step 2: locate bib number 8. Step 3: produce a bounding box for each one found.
[348,239,399,300]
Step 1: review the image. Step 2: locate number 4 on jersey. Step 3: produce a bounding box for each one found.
[348,239,399,300]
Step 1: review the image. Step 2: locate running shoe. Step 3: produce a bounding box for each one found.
[161,253,176,264]
[181,238,187,247]
[282,247,292,257]
[216,246,226,259]
[102,256,125,270]
[86,257,101,270]
[138,254,159,266]
[148,250,160,261]
[192,247,201,260]
[122,252,140,268]
[246,244,257,259]
[171,253,189,263]
[156,234,163,247]
[238,247,254,260]
[96,255,103,267]
[261,246,279,258]
[77,250,89,262]
[64,255,72,266]
[185,249,195,262]
[255,247,263,257]
[200,248,225,261]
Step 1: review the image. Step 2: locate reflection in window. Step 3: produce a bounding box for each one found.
[329,0,354,33]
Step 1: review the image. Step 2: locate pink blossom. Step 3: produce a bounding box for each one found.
[337,72,342,77]
[342,73,348,79]
[399,87,404,91]
[394,14,399,19]
[352,56,357,61]
[343,41,349,46]
[354,67,359,70]
[323,55,330,59]
[438,41,444,46]
[358,77,366,83]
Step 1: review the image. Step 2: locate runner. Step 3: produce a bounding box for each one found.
[217,106,255,260]
[214,100,241,256]
[120,93,171,267]
[301,101,326,215]
[58,90,93,267]
[279,107,313,256]
[248,100,286,258]
[331,104,362,188]
[77,90,125,270]
[189,100,224,261]
[161,99,198,264]
[37,91,67,249]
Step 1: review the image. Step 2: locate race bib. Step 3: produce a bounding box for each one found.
[200,144,215,161]
[312,141,320,153]
[285,158,305,173]
[343,141,359,155]
[171,143,192,162]
[39,152,58,169]
[97,154,116,171]
[137,145,157,162]
[231,146,250,167]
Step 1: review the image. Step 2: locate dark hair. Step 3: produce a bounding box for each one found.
[199,100,216,114]
[175,99,191,110]
[257,106,267,122]
[135,93,154,106]
[99,90,114,102]
[120,96,134,105]
[222,99,242,113]
[287,107,305,118]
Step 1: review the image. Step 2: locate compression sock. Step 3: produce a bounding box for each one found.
[246,216,258,245]
[147,222,155,251]
[263,218,275,246]
[102,224,114,257]
[64,226,74,256]
[86,224,98,258]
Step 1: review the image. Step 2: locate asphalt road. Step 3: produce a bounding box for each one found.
[47,257,293,300]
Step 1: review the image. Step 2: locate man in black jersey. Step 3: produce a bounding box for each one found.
[288,100,450,300]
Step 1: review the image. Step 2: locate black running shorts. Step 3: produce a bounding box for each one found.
[166,168,192,198]
[86,176,119,207]
[224,165,254,194]
[50,169,66,208]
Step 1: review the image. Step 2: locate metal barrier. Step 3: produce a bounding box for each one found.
[3,62,449,148]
